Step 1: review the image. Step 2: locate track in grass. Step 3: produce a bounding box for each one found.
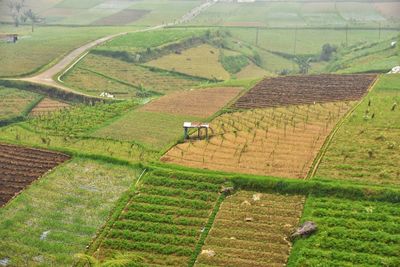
[29,98,70,117]
[0,143,70,207]
[162,102,354,178]
[234,74,376,109]
[95,171,228,266]
[288,196,400,266]
[196,191,305,267]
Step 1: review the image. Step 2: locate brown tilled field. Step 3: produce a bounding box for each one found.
[196,191,305,267]
[162,102,354,178]
[140,87,242,118]
[29,98,70,116]
[0,143,70,207]
[234,74,376,109]
[91,9,150,25]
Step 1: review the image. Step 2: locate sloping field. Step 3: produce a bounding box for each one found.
[93,171,226,266]
[289,196,400,266]
[64,54,202,97]
[0,143,70,207]
[30,98,70,117]
[162,102,354,178]
[0,87,41,121]
[316,74,400,186]
[374,2,400,20]
[234,74,376,109]
[91,9,150,25]
[146,44,231,81]
[196,191,305,267]
[140,87,242,118]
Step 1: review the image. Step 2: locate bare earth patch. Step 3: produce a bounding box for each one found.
[30,98,70,117]
[91,9,150,25]
[196,191,305,266]
[140,87,242,118]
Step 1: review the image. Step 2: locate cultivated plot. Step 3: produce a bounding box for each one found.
[196,191,305,267]
[0,87,40,121]
[289,196,400,266]
[234,74,376,109]
[316,74,400,186]
[0,143,70,207]
[140,87,242,118]
[162,102,355,178]
[94,171,227,266]
[29,98,70,117]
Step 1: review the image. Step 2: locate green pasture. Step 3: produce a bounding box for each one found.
[0,158,140,266]
[93,110,201,150]
[316,74,400,186]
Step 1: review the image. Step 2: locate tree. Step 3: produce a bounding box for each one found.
[24,9,42,32]
[7,0,26,27]
[320,43,337,61]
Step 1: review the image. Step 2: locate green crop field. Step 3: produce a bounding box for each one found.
[316,74,400,186]
[288,195,400,266]
[0,158,140,266]
[0,86,42,123]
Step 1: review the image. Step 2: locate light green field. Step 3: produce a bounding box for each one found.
[0,87,42,122]
[0,25,140,77]
[0,158,139,266]
[316,74,400,186]
[93,110,201,150]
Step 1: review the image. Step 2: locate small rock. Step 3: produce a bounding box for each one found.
[0,258,10,266]
[291,221,317,240]
[33,256,44,263]
[220,186,234,195]
[230,236,236,240]
[201,249,215,257]
[252,193,262,201]
[40,230,51,241]
[241,200,251,206]
[245,217,253,222]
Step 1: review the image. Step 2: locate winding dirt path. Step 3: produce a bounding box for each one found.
[18,1,215,97]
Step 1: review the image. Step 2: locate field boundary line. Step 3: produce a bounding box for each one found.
[306,75,380,180]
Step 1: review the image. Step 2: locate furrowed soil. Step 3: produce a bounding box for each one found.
[140,87,242,118]
[0,143,70,207]
[196,191,305,267]
[234,74,376,109]
[29,98,70,117]
[162,102,355,178]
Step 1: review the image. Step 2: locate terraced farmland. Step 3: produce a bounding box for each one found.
[234,74,376,109]
[94,171,227,266]
[162,101,354,178]
[289,196,400,266]
[0,87,41,122]
[0,143,70,207]
[29,98,70,117]
[196,191,305,267]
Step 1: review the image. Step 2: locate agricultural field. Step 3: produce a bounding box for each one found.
[146,44,231,80]
[0,86,42,122]
[140,87,242,118]
[162,101,355,178]
[0,143,70,207]
[29,98,70,117]
[315,74,400,186]
[0,158,140,266]
[234,74,376,109]
[91,170,227,266]
[196,191,305,267]
[288,196,400,266]
[63,53,204,98]
[0,25,139,77]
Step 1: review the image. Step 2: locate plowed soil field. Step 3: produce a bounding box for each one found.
[140,87,242,118]
[29,98,70,117]
[0,143,70,207]
[196,191,305,267]
[162,102,354,178]
[234,74,376,109]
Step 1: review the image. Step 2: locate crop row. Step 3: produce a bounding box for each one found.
[96,171,226,266]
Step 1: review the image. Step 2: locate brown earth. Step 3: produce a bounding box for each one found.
[0,143,70,207]
[91,9,151,26]
[140,87,243,118]
[30,98,70,116]
[195,191,305,267]
[234,74,376,109]
[162,102,354,178]
[374,2,400,19]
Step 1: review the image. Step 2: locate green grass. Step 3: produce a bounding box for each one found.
[0,86,42,122]
[0,158,140,266]
[220,53,249,74]
[316,74,400,186]
[288,195,400,267]
[93,110,202,150]
[0,25,140,77]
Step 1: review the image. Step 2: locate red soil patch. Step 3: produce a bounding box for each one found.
[0,143,70,207]
[234,74,376,109]
[374,2,400,19]
[30,98,70,117]
[140,87,243,118]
